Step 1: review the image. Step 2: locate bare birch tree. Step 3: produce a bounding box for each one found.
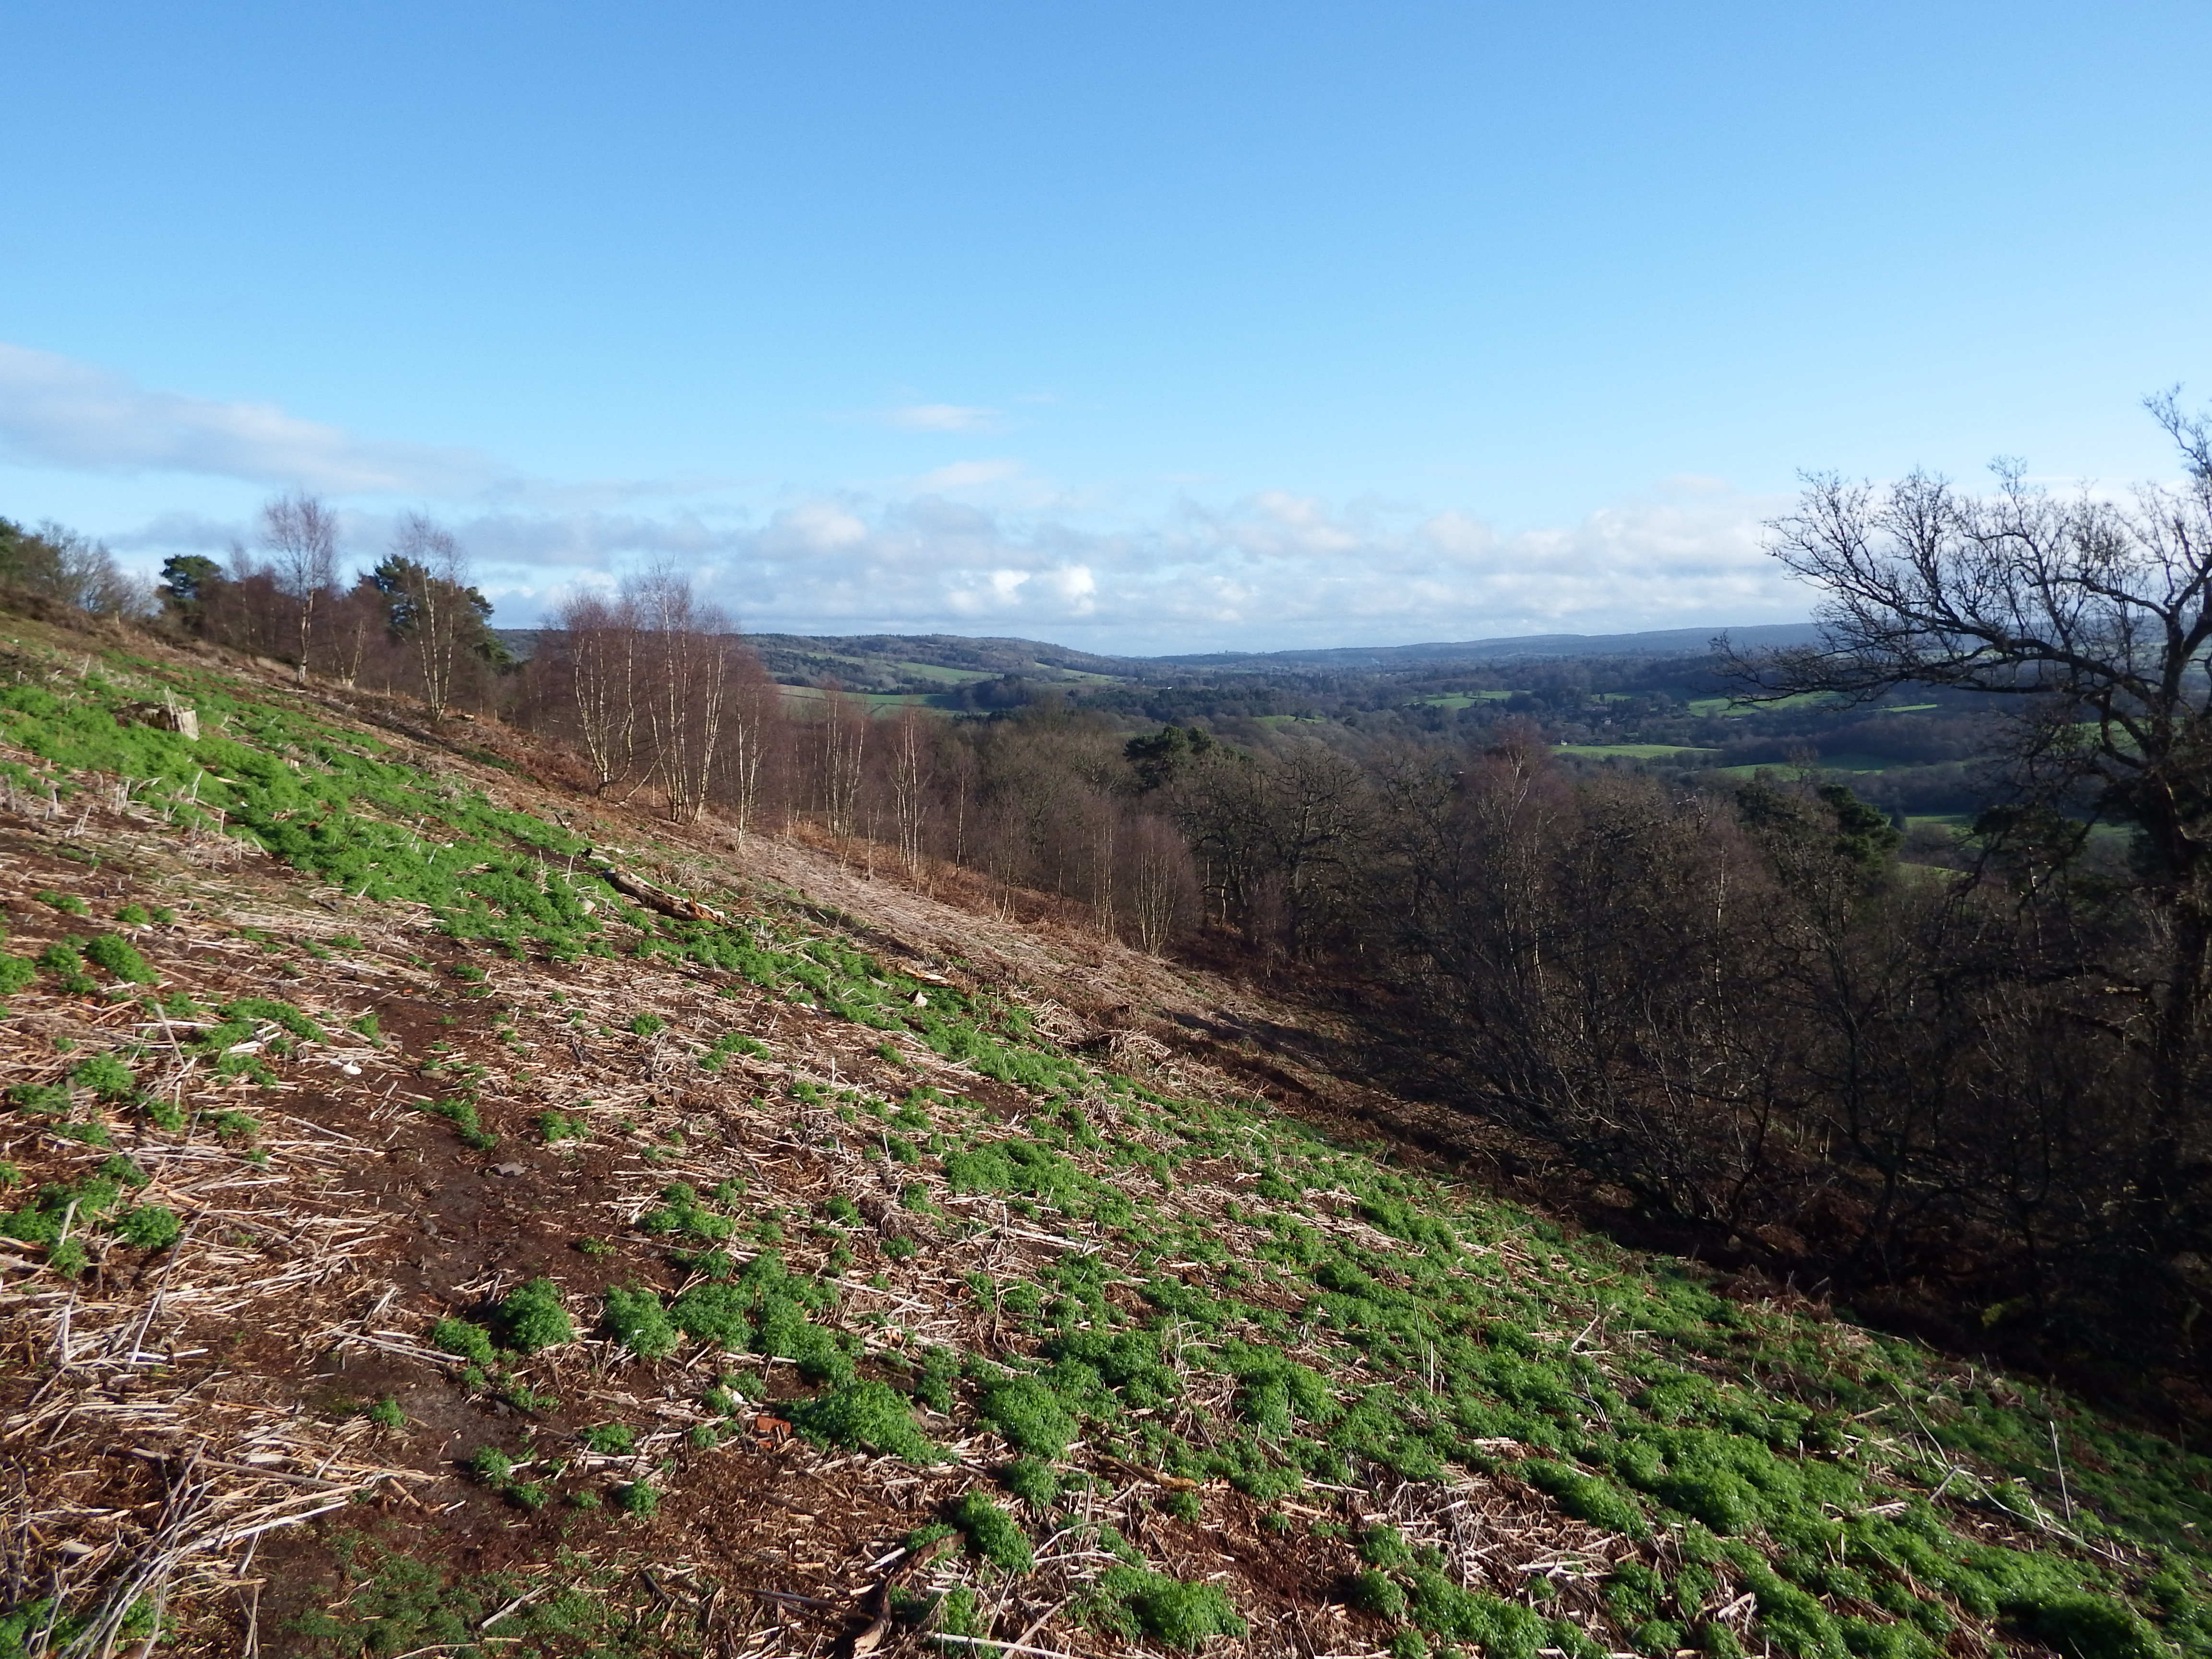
[1125,814,1193,952]
[260,493,339,683]
[557,590,639,795]
[714,649,781,839]
[630,567,730,824]
[887,707,933,878]
[818,688,867,842]
[385,513,470,717]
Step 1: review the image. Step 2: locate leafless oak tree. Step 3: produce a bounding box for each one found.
[1739,392,2212,1208]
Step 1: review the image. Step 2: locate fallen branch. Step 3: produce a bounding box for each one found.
[588,849,729,924]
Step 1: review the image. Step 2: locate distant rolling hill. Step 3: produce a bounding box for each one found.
[494,621,1823,689]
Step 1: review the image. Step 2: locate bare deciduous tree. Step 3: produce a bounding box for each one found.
[260,493,339,683]
[557,590,639,795]
[386,513,471,716]
[817,687,867,842]
[713,649,782,840]
[631,567,731,824]
[887,707,933,878]
[1741,391,2212,1226]
[1124,814,1193,952]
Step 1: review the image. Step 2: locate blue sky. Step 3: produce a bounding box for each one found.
[1,1,2207,652]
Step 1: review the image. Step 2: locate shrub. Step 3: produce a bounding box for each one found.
[669,1280,756,1350]
[10,1083,72,1116]
[538,1109,589,1145]
[224,997,322,1040]
[430,1317,498,1366]
[47,1237,90,1277]
[951,1491,1034,1573]
[1403,1567,1551,1654]
[601,1285,679,1359]
[494,1278,574,1352]
[1085,1568,1246,1650]
[142,1097,186,1132]
[1000,1458,1061,1509]
[980,1375,1077,1459]
[83,934,157,984]
[1358,1524,1414,1569]
[37,942,97,996]
[1653,1469,1762,1536]
[70,1054,137,1100]
[786,1380,939,1463]
[422,1094,496,1150]
[1605,1563,1667,1624]
[111,1205,181,1250]
[1350,1570,1408,1620]
[206,1109,260,1143]
[1525,1460,1648,1537]
[639,1182,733,1241]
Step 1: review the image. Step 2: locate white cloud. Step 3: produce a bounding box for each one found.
[351,477,1802,650]
[882,403,998,433]
[15,343,1806,650]
[915,457,1025,491]
[0,341,503,495]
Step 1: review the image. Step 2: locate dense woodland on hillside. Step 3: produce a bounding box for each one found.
[6,420,2210,1429]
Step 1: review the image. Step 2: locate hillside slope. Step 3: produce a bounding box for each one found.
[3,613,2212,1659]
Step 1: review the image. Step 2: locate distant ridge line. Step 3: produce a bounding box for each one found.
[1142,622,1821,669]
[493,621,1820,674]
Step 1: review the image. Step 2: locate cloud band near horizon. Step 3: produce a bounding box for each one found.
[0,340,1808,651]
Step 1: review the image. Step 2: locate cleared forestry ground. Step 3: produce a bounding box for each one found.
[3,609,2212,1659]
